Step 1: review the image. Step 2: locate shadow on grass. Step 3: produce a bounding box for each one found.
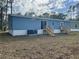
[0,32,78,42]
[0,33,51,42]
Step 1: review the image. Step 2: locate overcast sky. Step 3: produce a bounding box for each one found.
[9,0,79,15]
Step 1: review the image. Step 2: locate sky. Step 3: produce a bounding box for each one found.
[8,0,79,16]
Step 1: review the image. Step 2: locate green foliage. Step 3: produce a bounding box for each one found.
[50,13,66,19]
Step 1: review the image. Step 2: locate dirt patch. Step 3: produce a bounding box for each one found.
[0,32,79,59]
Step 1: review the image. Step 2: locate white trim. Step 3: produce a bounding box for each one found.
[37,30,43,34]
[9,30,13,35]
[9,30,27,36]
[54,29,61,33]
[71,29,79,31]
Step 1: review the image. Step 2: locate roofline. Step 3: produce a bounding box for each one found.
[9,14,79,22]
[9,14,64,20]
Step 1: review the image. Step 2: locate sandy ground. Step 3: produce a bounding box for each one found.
[0,32,79,59]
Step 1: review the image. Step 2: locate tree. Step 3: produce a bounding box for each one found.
[50,13,66,19]
[42,13,50,18]
[0,0,7,8]
[58,13,66,19]
[25,12,35,17]
[67,4,77,20]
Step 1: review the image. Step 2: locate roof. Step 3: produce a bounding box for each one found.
[9,14,79,22]
[9,14,64,21]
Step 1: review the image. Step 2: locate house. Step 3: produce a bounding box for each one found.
[8,15,44,36]
[8,15,79,36]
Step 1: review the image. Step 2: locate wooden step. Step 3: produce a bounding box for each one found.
[46,26,55,37]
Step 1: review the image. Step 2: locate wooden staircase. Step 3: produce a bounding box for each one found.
[45,26,55,36]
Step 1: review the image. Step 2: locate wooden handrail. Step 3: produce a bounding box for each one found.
[45,26,55,36]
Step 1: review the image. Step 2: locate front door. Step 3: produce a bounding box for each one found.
[60,22,65,32]
[41,21,47,29]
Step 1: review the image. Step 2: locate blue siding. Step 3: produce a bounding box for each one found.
[47,20,70,29]
[25,20,41,30]
[70,21,79,29]
[11,16,41,30]
[8,15,71,35]
[53,21,61,29]
[63,21,71,28]
[48,20,61,29]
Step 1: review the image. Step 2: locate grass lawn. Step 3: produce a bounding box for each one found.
[0,32,79,59]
